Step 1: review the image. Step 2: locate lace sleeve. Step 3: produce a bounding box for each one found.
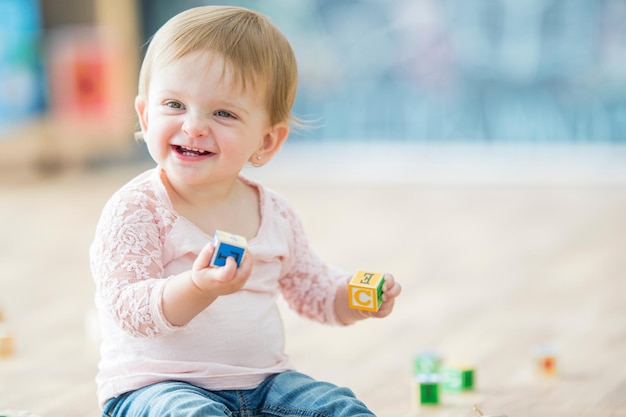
[274,195,349,325]
[90,186,177,337]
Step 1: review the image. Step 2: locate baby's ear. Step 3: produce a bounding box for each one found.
[252,123,290,165]
[135,96,149,133]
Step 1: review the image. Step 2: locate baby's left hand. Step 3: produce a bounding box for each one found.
[370,273,401,318]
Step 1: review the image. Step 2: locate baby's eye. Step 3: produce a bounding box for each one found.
[215,110,235,119]
[165,101,184,110]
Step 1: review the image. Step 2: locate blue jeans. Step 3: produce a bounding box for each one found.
[102,371,375,417]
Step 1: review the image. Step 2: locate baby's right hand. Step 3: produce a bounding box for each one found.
[190,242,253,297]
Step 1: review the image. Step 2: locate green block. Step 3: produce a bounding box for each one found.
[415,374,440,405]
[442,365,474,390]
[413,351,442,375]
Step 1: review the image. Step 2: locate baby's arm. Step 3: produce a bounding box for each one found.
[275,191,402,325]
[334,273,402,325]
[161,242,253,326]
[93,187,253,336]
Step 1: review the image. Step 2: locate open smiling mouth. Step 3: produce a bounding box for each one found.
[174,145,213,157]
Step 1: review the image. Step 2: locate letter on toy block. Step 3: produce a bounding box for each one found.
[209,230,247,268]
[348,270,385,312]
[442,363,475,390]
[414,350,443,375]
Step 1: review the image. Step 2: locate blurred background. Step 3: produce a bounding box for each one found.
[1,1,626,416]
[2,0,626,153]
[2,0,626,181]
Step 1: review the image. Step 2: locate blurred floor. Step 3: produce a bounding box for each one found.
[1,143,625,416]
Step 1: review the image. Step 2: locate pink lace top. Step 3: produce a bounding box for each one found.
[90,167,348,408]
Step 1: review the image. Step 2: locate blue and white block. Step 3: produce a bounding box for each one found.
[209,230,248,268]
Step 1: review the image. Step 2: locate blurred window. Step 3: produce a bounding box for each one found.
[138,0,626,143]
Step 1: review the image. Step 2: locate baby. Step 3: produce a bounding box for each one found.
[90,6,401,416]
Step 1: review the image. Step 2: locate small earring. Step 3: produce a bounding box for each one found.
[256,155,262,161]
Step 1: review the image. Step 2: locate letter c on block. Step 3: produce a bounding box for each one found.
[353,288,374,308]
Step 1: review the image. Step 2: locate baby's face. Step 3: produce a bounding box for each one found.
[136,50,272,187]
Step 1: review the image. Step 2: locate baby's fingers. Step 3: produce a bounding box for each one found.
[194,242,216,272]
[383,274,402,301]
[214,252,253,285]
[212,257,238,281]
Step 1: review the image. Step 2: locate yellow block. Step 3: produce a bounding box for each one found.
[0,334,14,358]
[348,270,385,312]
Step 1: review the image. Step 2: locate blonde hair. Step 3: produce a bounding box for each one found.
[137,6,298,126]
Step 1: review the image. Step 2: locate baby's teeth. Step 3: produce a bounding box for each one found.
[181,146,204,153]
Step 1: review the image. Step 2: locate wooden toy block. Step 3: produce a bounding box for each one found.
[414,374,441,405]
[442,363,475,390]
[348,270,385,312]
[0,333,14,358]
[534,344,557,376]
[414,350,443,375]
[209,230,247,268]
[0,309,13,358]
